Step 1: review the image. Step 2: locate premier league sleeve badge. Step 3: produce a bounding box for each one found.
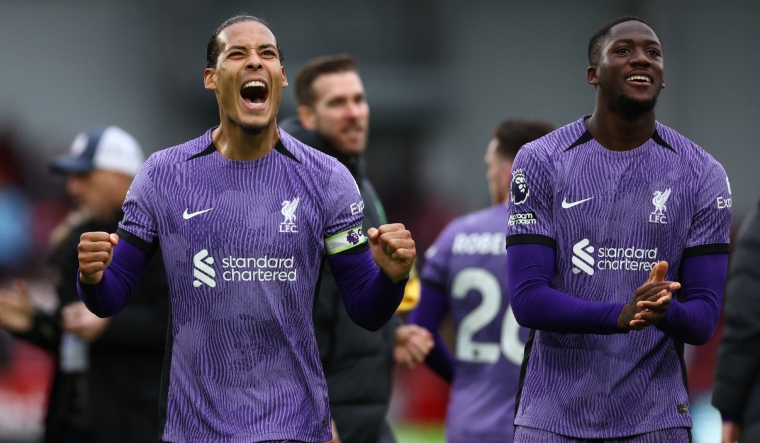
[511,168,530,205]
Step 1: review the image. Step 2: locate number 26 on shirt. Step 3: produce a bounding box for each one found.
[453,268,525,365]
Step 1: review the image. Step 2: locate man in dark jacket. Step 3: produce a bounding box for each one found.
[0,126,169,443]
[281,54,433,443]
[713,198,760,443]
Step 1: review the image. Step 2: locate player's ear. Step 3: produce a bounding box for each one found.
[204,68,217,91]
[281,66,288,88]
[587,66,599,86]
[298,105,317,130]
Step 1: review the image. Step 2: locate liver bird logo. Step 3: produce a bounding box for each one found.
[652,189,671,215]
[281,197,300,224]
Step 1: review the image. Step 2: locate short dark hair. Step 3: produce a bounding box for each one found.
[492,119,555,160]
[206,15,285,69]
[294,54,358,107]
[588,16,651,66]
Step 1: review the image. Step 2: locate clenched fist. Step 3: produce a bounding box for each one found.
[367,224,416,283]
[78,232,119,285]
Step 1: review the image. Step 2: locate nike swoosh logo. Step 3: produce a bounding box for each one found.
[561,197,594,209]
[183,208,213,219]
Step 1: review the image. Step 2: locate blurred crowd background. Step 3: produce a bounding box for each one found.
[1,1,759,442]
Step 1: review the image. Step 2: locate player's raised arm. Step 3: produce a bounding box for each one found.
[77,231,152,318]
[320,144,416,331]
[326,224,415,332]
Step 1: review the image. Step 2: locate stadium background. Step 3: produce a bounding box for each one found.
[0,1,758,441]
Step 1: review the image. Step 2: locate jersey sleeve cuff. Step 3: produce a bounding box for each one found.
[116,227,158,256]
[506,234,557,249]
[325,226,368,255]
[683,243,729,258]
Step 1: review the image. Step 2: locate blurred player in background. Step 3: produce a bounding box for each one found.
[506,17,730,442]
[75,15,415,443]
[0,126,169,443]
[281,54,432,443]
[408,119,553,443]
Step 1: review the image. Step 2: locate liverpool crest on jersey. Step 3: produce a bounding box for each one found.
[280,197,300,233]
[649,189,671,224]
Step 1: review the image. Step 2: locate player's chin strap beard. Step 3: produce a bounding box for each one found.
[230,116,266,135]
[615,94,658,119]
[240,124,266,135]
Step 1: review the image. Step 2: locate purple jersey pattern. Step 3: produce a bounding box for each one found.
[421,204,530,443]
[119,128,365,442]
[506,116,731,438]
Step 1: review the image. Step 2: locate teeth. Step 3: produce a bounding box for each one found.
[243,81,265,89]
[627,75,651,83]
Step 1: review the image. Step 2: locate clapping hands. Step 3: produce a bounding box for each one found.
[617,261,680,331]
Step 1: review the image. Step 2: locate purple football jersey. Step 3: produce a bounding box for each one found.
[118,128,367,442]
[422,204,529,443]
[505,116,731,438]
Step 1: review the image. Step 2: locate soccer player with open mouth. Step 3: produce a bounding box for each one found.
[75,15,415,443]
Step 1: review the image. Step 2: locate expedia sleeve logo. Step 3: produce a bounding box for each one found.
[717,176,732,210]
[510,169,530,205]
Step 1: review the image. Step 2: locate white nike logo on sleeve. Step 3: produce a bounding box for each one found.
[183,208,213,219]
[561,197,594,209]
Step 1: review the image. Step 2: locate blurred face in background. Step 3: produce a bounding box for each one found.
[484,138,513,205]
[66,170,131,223]
[299,70,369,155]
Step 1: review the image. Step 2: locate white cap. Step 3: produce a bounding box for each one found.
[51,126,145,177]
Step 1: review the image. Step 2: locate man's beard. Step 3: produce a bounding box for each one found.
[615,93,658,119]
[324,122,367,156]
[230,116,266,135]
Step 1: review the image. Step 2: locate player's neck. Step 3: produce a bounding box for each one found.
[586,104,656,152]
[212,121,280,161]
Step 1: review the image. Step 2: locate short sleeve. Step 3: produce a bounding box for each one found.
[420,223,457,292]
[322,162,367,255]
[684,158,732,256]
[505,147,556,248]
[117,156,159,255]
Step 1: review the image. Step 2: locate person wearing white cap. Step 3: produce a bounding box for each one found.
[50,126,144,223]
[0,126,169,443]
